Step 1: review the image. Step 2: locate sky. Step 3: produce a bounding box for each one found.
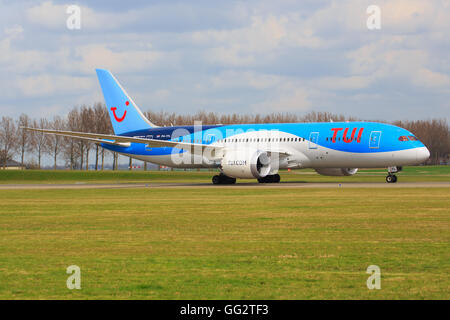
[1,0,449,123]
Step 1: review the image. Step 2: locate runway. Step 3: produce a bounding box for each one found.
[0,181,449,189]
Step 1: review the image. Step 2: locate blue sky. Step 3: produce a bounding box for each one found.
[1,0,449,123]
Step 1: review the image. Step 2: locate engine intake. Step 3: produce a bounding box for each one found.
[221,150,271,179]
[315,168,358,176]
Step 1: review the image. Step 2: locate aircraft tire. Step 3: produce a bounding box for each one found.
[386,175,397,183]
[273,174,281,183]
[212,175,221,185]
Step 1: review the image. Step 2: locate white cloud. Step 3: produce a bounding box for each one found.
[0,0,447,122]
[72,44,163,73]
[381,0,450,33]
[346,38,450,91]
[193,14,323,67]
[315,76,373,91]
[26,1,67,29]
[15,75,95,97]
[252,87,311,112]
[413,68,450,89]
[211,71,282,90]
[150,89,171,104]
[4,25,24,39]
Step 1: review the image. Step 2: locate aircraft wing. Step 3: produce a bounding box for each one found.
[23,127,222,152]
[23,127,291,161]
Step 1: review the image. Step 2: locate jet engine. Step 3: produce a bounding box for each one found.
[315,168,358,176]
[221,150,271,179]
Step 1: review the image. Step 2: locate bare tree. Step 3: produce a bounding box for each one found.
[93,102,112,170]
[31,118,49,169]
[112,151,119,170]
[0,117,18,169]
[60,104,113,170]
[80,106,95,170]
[17,114,33,168]
[144,110,356,126]
[64,108,82,169]
[45,116,65,170]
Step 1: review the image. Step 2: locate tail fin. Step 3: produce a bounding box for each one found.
[95,69,158,135]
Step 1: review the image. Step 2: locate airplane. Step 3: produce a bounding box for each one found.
[25,69,430,184]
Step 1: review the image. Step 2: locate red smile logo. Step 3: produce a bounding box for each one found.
[111,101,128,122]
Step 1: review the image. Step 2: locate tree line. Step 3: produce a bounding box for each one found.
[0,104,448,169]
[0,103,112,170]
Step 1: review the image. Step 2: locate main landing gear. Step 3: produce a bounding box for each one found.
[386,166,402,183]
[212,173,236,185]
[258,174,281,183]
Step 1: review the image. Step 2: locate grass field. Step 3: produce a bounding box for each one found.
[0,166,449,299]
[0,165,449,184]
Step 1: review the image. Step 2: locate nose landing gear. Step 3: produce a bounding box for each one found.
[386,166,402,183]
[386,174,397,183]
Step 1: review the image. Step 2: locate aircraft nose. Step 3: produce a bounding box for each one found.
[416,147,430,163]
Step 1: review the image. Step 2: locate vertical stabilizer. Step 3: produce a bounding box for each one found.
[95,69,158,135]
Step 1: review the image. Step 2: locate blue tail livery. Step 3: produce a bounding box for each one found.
[95,68,158,135]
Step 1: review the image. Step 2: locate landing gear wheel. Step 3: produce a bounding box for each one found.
[212,175,221,185]
[386,174,397,183]
[212,174,236,185]
[273,174,281,183]
[258,174,281,183]
[386,166,400,183]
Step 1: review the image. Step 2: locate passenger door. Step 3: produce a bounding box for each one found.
[309,132,319,149]
[369,131,381,149]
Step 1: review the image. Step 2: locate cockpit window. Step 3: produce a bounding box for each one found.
[398,136,409,141]
[408,136,418,141]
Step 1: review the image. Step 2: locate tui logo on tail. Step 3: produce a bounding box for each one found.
[96,68,157,134]
[110,101,128,122]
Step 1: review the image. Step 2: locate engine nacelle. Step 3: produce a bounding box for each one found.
[315,168,358,176]
[221,150,271,179]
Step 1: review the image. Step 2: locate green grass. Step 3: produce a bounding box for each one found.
[0,169,211,184]
[0,165,449,184]
[0,185,448,299]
